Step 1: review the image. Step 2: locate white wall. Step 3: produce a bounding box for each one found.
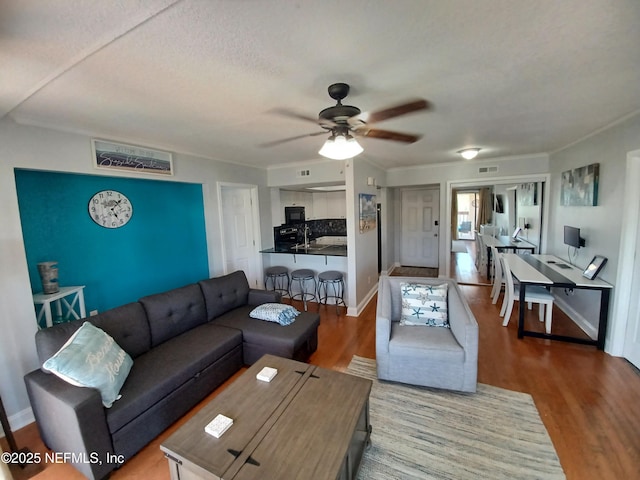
[267,159,345,187]
[0,118,270,427]
[346,157,385,314]
[548,113,640,348]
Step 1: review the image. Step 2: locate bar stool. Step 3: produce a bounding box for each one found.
[264,266,290,298]
[290,269,316,311]
[317,270,346,315]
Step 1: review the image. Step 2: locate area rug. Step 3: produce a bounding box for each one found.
[347,356,565,480]
[390,266,438,277]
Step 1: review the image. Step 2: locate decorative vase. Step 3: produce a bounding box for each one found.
[37,261,59,294]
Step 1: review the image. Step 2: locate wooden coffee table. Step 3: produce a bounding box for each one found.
[161,354,372,480]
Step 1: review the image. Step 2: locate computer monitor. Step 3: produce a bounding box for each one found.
[564,225,585,248]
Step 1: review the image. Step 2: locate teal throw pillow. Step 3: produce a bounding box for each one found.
[43,322,133,407]
[399,282,449,327]
[250,303,300,326]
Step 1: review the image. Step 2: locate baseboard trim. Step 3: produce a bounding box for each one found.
[348,281,378,317]
[0,406,34,437]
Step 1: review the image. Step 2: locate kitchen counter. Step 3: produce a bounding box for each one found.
[260,244,347,257]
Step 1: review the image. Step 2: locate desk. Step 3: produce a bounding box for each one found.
[482,235,536,279]
[503,254,612,349]
[33,285,86,328]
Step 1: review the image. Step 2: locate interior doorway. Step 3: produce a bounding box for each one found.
[454,191,479,240]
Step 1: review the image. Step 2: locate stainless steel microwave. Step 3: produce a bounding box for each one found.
[284,206,305,224]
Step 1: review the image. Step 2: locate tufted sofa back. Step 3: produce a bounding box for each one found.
[198,270,250,321]
[35,302,151,365]
[139,284,207,348]
[34,271,252,366]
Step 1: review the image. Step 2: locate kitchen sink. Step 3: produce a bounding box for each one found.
[290,244,331,251]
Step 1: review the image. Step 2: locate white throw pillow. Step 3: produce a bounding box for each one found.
[399,282,449,327]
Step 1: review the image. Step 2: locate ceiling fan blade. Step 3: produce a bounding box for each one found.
[268,107,319,124]
[355,128,422,143]
[259,130,327,148]
[353,99,430,125]
[268,107,338,129]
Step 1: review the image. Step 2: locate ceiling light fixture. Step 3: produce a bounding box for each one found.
[458,148,481,160]
[318,132,364,160]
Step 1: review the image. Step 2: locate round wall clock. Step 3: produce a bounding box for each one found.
[88,190,133,228]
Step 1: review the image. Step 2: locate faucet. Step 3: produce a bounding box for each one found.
[303,224,311,248]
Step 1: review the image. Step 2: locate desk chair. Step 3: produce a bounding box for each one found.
[500,255,554,334]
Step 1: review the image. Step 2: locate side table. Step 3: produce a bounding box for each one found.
[33,286,86,328]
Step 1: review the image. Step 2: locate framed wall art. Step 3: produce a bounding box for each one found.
[359,193,377,233]
[560,163,599,206]
[92,139,173,176]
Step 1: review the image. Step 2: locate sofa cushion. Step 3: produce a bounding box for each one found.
[105,322,242,433]
[139,284,207,347]
[199,271,250,320]
[388,323,464,363]
[399,282,450,327]
[91,302,151,358]
[43,322,133,408]
[35,302,150,366]
[212,306,319,356]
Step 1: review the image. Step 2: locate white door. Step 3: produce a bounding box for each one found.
[220,186,261,288]
[623,193,640,368]
[400,188,440,268]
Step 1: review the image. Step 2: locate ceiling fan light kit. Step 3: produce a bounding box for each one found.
[318,133,364,160]
[458,148,481,160]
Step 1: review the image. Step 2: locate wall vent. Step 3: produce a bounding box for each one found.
[478,165,498,174]
[297,169,311,177]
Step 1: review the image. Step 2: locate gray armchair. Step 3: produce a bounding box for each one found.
[376,275,478,392]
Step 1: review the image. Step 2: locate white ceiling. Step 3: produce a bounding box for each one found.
[2,0,640,170]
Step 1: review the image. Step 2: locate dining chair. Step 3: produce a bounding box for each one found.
[500,254,554,334]
[490,246,504,304]
[474,232,487,272]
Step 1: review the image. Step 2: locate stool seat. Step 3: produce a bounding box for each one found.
[290,269,316,311]
[266,266,288,275]
[264,266,290,298]
[317,270,346,315]
[318,270,343,281]
[291,269,315,279]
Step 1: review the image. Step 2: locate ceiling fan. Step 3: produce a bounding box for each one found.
[262,83,430,160]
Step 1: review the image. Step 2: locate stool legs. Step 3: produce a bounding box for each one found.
[265,272,290,298]
[290,270,317,311]
[318,278,346,315]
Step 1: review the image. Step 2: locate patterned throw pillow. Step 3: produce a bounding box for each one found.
[249,303,300,326]
[399,282,449,327]
[43,322,133,407]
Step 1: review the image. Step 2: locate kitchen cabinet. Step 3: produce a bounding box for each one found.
[311,191,346,219]
[278,190,346,221]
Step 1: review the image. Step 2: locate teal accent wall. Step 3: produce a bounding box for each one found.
[15,169,209,320]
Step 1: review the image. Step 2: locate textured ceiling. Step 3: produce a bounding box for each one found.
[2,0,640,170]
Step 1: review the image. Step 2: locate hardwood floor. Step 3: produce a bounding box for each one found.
[4,254,640,479]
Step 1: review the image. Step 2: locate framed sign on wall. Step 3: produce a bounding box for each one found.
[92,139,173,176]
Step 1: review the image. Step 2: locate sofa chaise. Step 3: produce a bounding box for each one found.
[24,270,319,480]
[376,275,478,392]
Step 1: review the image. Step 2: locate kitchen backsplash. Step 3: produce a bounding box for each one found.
[291,218,347,241]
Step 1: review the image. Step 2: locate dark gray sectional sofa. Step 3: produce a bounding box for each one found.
[24,270,319,480]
